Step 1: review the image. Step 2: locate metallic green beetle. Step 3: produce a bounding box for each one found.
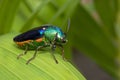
[13,20,70,64]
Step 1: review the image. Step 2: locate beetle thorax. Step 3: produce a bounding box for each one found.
[44,26,67,44]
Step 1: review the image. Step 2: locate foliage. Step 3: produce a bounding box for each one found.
[0,33,85,80]
[0,0,85,80]
[0,0,120,79]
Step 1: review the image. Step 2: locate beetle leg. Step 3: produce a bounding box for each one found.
[54,33,58,41]
[51,33,58,44]
[58,45,67,61]
[50,33,58,64]
[51,44,58,64]
[17,45,28,59]
[26,46,44,64]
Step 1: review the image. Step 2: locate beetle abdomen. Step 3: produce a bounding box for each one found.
[13,26,48,42]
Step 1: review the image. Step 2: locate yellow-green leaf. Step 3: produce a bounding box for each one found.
[0,33,86,80]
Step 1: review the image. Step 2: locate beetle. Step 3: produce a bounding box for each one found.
[13,20,70,64]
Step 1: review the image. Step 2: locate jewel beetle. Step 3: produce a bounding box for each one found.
[13,20,70,64]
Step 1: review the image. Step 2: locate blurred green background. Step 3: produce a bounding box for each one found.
[0,0,120,79]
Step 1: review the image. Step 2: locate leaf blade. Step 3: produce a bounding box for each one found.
[70,4,118,78]
[20,0,51,32]
[0,0,22,34]
[94,0,118,37]
[0,33,86,80]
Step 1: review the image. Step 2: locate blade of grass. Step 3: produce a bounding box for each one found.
[71,4,118,78]
[94,0,118,37]
[20,0,51,32]
[0,33,86,80]
[0,0,22,34]
[61,0,79,29]
[49,0,73,23]
[22,0,46,24]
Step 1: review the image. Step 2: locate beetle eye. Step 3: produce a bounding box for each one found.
[62,40,66,43]
[62,38,67,43]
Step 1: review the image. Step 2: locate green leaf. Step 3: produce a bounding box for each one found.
[0,0,22,34]
[94,0,118,37]
[22,0,46,23]
[20,0,51,32]
[71,4,118,78]
[49,0,72,23]
[0,33,86,80]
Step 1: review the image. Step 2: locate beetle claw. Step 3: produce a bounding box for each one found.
[17,53,23,59]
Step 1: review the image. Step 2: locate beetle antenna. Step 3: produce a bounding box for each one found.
[66,18,70,33]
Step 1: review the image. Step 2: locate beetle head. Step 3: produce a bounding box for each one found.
[56,19,70,44]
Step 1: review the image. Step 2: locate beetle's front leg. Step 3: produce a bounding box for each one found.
[51,44,58,64]
[50,33,59,64]
[58,44,67,61]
